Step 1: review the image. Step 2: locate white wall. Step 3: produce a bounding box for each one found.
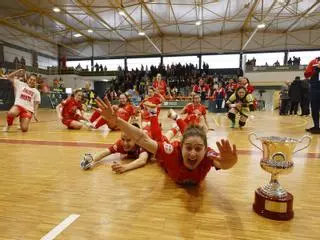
[38,56,58,69]
[3,46,33,65]
[40,74,116,89]
[246,71,304,86]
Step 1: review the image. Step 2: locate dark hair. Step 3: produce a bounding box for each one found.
[181,125,207,148]
[29,73,37,78]
[71,89,82,97]
[236,86,247,94]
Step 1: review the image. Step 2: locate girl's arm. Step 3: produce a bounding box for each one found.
[203,115,212,131]
[3,69,24,83]
[180,106,187,115]
[111,152,149,174]
[213,139,238,169]
[96,97,158,155]
[92,148,112,163]
[33,102,40,122]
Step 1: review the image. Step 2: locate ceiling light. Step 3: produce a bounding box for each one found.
[87,29,93,33]
[138,32,145,36]
[53,7,61,13]
[119,11,125,16]
[257,23,266,29]
[195,21,202,26]
[73,33,82,37]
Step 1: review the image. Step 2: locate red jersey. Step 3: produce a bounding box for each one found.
[225,83,237,94]
[193,84,209,93]
[61,97,83,119]
[304,58,319,78]
[156,141,218,184]
[183,103,206,125]
[140,94,163,121]
[213,88,226,99]
[237,83,255,94]
[153,80,167,96]
[108,139,145,159]
[116,103,135,122]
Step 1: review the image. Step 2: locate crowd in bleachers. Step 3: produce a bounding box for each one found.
[246,56,302,68]
[101,62,255,113]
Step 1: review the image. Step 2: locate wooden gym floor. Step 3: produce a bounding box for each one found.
[0,109,319,240]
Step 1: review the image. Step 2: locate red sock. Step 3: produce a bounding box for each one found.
[177,119,187,134]
[90,111,101,123]
[7,114,14,126]
[150,116,164,142]
[95,118,107,129]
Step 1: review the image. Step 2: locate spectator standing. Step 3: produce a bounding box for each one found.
[288,76,301,115]
[279,80,290,115]
[304,57,320,134]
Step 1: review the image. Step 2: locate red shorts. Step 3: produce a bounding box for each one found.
[184,116,200,126]
[62,118,75,128]
[16,105,33,120]
[62,115,81,128]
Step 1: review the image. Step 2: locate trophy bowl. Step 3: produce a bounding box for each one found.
[248,133,311,220]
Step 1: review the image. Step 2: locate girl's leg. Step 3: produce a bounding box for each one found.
[4,106,20,131]
[167,109,187,134]
[69,120,83,129]
[228,108,237,128]
[176,118,187,134]
[149,115,165,142]
[20,118,31,132]
[164,126,179,142]
[90,110,101,122]
[94,117,107,129]
[239,115,248,128]
[19,109,33,132]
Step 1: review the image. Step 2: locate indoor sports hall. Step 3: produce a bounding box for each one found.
[0,0,320,239]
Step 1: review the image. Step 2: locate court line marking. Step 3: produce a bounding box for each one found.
[212,116,220,128]
[40,214,80,240]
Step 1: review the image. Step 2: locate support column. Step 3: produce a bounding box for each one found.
[91,42,94,71]
[284,50,288,65]
[124,57,127,71]
[32,51,38,68]
[239,52,243,69]
[57,44,62,71]
[198,54,202,70]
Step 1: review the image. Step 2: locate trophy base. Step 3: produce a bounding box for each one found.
[253,188,294,221]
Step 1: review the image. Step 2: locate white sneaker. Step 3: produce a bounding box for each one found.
[80,153,94,170]
[167,109,178,120]
[2,126,10,132]
[80,120,95,129]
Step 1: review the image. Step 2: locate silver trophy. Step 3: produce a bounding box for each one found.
[248,133,311,220]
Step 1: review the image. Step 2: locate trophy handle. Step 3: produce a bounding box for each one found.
[294,135,312,153]
[248,132,262,151]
